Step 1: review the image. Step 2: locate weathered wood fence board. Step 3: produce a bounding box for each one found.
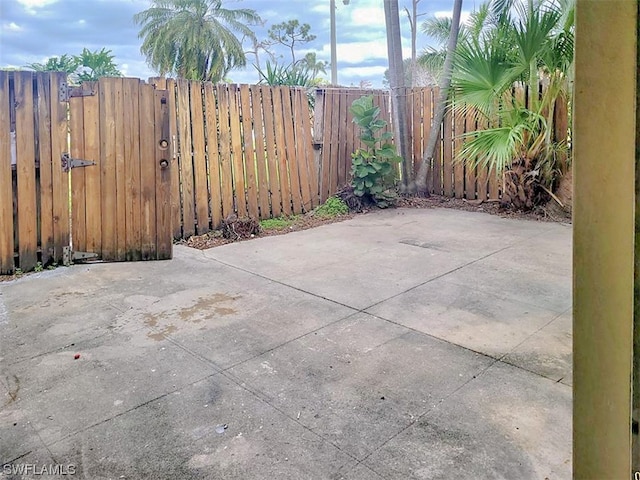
[0,72,13,274]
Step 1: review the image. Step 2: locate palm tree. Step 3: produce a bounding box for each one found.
[134,0,262,82]
[75,48,122,82]
[384,0,412,190]
[414,0,464,195]
[297,52,328,79]
[452,0,574,209]
[25,54,79,74]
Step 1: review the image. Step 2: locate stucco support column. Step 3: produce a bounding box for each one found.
[573,1,636,478]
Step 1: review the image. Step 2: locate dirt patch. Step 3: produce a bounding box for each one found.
[182,195,571,251]
[180,212,357,250]
[395,195,572,223]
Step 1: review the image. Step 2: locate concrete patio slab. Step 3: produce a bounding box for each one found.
[47,374,353,480]
[367,277,561,358]
[140,279,356,369]
[279,243,476,310]
[0,208,572,479]
[442,254,571,314]
[3,327,215,447]
[503,311,572,385]
[228,313,493,460]
[362,361,572,480]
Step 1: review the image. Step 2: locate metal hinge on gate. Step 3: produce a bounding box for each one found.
[61,153,95,172]
[62,246,98,266]
[58,81,97,102]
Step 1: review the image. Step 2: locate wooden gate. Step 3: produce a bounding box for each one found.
[0,72,172,274]
[69,77,172,262]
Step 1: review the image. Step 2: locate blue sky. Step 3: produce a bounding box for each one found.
[0,0,470,87]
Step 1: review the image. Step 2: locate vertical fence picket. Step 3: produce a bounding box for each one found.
[82,82,102,255]
[123,78,142,260]
[216,84,235,219]
[228,85,248,217]
[281,87,303,213]
[294,89,313,211]
[0,72,13,274]
[442,105,454,197]
[476,116,489,201]
[14,72,38,271]
[164,79,180,238]
[69,81,86,255]
[453,107,465,199]
[272,87,292,216]
[190,81,209,234]
[204,83,223,227]
[261,86,282,217]
[138,83,157,260]
[176,79,195,237]
[36,73,54,266]
[240,84,259,219]
[155,88,172,260]
[99,78,118,261]
[113,78,127,260]
[464,109,477,200]
[327,91,341,197]
[250,85,271,218]
[319,90,333,203]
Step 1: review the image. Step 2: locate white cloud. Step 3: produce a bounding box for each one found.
[16,0,58,14]
[341,65,387,78]
[347,6,386,28]
[434,10,472,25]
[16,0,58,6]
[4,22,23,32]
[315,40,410,65]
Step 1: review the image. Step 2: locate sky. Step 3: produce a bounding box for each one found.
[0,0,471,87]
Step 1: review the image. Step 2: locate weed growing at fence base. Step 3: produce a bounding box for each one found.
[259,215,302,230]
[313,197,349,218]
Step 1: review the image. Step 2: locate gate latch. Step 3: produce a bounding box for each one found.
[61,153,96,172]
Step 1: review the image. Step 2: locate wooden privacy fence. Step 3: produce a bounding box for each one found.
[2,73,570,273]
[149,79,318,239]
[314,86,570,202]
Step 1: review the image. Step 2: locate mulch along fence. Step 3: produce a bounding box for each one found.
[2,71,569,273]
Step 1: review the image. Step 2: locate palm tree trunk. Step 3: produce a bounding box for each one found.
[384,0,412,189]
[414,0,463,196]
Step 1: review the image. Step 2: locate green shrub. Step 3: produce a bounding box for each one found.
[314,197,349,217]
[349,95,401,208]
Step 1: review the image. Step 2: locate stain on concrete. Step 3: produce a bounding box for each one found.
[144,314,159,328]
[177,293,240,322]
[147,325,178,341]
[140,293,240,341]
[1,374,20,408]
